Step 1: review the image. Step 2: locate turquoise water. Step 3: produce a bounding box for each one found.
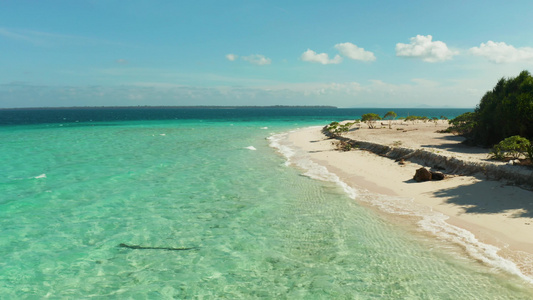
[1,113,533,298]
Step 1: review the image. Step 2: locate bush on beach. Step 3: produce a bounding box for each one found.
[489,135,532,160]
[405,115,429,124]
[361,113,381,128]
[324,121,356,137]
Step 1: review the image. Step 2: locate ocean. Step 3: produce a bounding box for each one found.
[1,107,532,298]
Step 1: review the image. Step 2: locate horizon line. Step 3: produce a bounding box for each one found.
[0,105,474,110]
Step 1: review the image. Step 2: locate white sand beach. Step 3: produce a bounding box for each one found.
[285,121,533,280]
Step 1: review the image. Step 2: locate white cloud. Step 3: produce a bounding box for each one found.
[301,49,342,64]
[396,35,457,62]
[225,53,238,61]
[469,41,533,63]
[242,54,271,65]
[334,42,376,61]
[410,78,439,87]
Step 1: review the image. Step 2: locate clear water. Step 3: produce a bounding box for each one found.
[1,109,532,298]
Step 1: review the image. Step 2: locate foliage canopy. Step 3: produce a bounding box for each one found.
[361,113,381,129]
[489,135,531,160]
[383,111,397,129]
[383,111,397,120]
[405,115,429,124]
[448,70,533,146]
[325,121,355,137]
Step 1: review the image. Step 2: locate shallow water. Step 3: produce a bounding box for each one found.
[1,110,532,298]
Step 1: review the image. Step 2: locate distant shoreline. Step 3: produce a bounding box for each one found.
[0,106,475,111]
[0,105,338,111]
[0,107,473,126]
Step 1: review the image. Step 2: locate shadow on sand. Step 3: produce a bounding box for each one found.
[421,135,489,155]
[431,178,533,218]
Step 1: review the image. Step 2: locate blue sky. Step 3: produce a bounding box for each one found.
[1,0,533,108]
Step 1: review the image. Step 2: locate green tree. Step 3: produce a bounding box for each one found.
[448,112,477,137]
[361,113,381,129]
[383,111,397,129]
[451,70,533,146]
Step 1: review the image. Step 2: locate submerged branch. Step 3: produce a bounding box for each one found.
[118,243,198,251]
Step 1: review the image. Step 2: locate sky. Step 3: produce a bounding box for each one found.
[1,0,533,108]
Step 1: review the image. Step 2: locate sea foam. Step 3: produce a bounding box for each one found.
[269,128,357,200]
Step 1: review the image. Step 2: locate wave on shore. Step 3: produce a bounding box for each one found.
[268,128,533,284]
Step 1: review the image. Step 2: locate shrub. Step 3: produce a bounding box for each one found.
[361,113,381,128]
[526,144,533,161]
[325,121,354,137]
[489,135,531,160]
[404,115,428,124]
[335,140,353,151]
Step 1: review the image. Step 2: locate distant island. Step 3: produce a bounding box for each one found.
[0,105,338,111]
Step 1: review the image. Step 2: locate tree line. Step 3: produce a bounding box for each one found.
[448,70,533,161]
[449,70,533,146]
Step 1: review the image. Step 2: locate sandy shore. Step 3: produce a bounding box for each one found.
[284,121,533,281]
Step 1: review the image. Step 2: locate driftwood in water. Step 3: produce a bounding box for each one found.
[118,243,198,251]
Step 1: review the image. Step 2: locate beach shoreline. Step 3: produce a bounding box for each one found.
[280,122,533,283]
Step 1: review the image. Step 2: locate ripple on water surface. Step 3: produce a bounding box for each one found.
[0,120,532,298]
